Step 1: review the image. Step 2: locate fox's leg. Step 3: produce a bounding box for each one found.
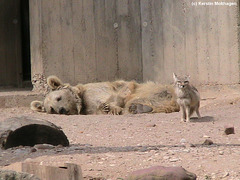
[180,105,186,122]
[196,102,201,118]
[185,106,191,122]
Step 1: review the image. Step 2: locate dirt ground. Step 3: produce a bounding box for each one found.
[1,85,240,180]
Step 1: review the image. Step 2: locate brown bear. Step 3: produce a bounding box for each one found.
[31,76,179,115]
[31,76,136,115]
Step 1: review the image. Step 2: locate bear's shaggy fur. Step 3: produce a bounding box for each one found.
[31,76,179,115]
[124,82,180,114]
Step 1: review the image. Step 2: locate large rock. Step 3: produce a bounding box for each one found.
[126,166,197,180]
[0,116,69,149]
[0,170,40,180]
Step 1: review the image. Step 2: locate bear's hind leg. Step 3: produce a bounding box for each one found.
[128,103,153,114]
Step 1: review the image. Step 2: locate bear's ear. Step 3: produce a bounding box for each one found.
[47,76,64,90]
[74,84,85,97]
[30,101,45,112]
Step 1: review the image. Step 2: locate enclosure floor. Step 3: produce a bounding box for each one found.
[1,85,240,179]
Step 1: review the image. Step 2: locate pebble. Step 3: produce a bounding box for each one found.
[183,149,190,153]
[211,173,216,179]
[163,156,170,160]
[146,124,157,127]
[222,172,229,178]
[219,151,224,155]
[169,158,179,162]
[203,139,213,145]
[188,143,196,147]
[147,158,152,161]
[30,148,37,153]
[180,138,187,144]
[203,135,210,138]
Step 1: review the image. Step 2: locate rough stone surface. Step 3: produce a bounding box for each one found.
[126,166,197,180]
[0,170,40,180]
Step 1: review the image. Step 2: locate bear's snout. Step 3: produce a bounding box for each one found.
[59,107,68,115]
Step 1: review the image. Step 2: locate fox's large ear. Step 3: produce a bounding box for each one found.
[47,76,64,90]
[173,73,178,82]
[185,75,190,81]
[30,101,45,112]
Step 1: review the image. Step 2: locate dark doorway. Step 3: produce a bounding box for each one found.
[0,0,31,88]
[21,0,31,83]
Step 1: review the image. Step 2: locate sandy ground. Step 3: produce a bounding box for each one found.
[1,85,240,179]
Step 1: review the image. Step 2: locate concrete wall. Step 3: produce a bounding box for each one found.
[30,0,142,85]
[141,0,239,84]
[30,0,240,85]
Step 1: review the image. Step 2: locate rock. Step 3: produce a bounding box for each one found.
[203,135,210,138]
[163,156,170,160]
[224,125,235,135]
[203,139,213,145]
[0,170,40,180]
[189,143,196,147]
[218,151,224,155]
[169,158,179,162]
[180,138,187,144]
[183,149,190,153]
[185,143,196,148]
[30,148,37,152]
[126,166,197,180]
[0,116,69,149]
[146,124,157,127]
[222,172,229,178]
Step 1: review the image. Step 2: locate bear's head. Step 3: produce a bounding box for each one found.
[31,76,83,115]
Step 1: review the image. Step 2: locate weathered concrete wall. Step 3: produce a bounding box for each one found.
[141,0,239,84]
[30,0,239,85]
[30,0,142,85]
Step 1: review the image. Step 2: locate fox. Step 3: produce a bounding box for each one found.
[173,73,201,122]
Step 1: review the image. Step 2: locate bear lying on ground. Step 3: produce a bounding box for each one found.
[31,76,179,115]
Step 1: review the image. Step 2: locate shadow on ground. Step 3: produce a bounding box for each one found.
[190,116,214,122]
[2,142,240,167]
